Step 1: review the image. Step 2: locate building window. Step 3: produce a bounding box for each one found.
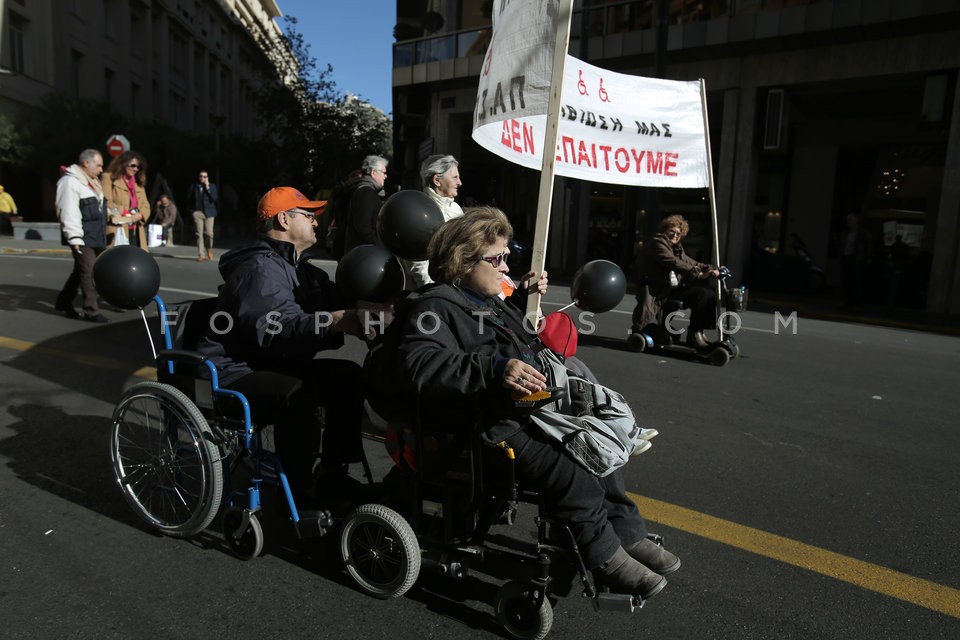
[70,49,84,99]
[7,11,27,75]
[131,82,141,120]
[104,68,115,103]
[169,90,184,124]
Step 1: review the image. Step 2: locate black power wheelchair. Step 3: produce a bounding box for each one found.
[110,294,657,639]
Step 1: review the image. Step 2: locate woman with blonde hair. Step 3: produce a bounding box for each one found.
[103,150,151,250]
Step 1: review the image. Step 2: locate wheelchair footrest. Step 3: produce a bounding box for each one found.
[296,509,335,539]
[592,591,643,613]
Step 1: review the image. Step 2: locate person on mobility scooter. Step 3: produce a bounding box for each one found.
[630,214,722,350]
[392,206,681,602]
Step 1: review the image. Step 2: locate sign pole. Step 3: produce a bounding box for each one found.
[525,0,574,324]
[699,78,724,340]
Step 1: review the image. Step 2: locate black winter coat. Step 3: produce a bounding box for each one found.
[396,284,543,442]
[197,236,344,384]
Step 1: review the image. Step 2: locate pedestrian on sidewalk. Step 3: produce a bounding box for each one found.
[0,184,18,235]
[153,194,178,246]
[54,148,109,323]
[103,151,151,250]
[189,169,218,261]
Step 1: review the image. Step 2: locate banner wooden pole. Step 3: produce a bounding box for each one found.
[525,0,574,325]
[700,78,724,340]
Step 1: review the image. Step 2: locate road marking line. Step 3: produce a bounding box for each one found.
[630,492,960,619]
[0,335,155,380]
[4,334,957,618]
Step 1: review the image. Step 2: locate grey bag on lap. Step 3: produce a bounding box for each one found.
[530,350,647,476]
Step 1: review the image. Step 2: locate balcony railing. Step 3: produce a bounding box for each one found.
[393,0,826,68]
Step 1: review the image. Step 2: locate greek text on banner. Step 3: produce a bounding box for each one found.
[473,54,709,188]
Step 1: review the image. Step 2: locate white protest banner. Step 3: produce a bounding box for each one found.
[474,55,709,188]
[473,0,555,134]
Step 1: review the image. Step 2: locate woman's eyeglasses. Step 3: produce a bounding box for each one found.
[128,163,140,170]
[478,251,507,268]
[665,229,681,238]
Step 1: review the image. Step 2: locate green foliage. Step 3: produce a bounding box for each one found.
[0,113,27,164]
[254,17,393,191]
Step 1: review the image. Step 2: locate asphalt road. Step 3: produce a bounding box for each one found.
[1,248,959,640]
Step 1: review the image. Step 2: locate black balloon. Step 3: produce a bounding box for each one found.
[571,260,627,313]
[92,245,162,309]
[377,190,444,261]
[336,244,405,302]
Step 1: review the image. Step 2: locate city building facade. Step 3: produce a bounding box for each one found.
[392,0,960,316]
[0,0,295,219]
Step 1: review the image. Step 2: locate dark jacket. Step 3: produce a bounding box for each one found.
[197,236,344,384]
[188,182,218,217]
[343,175,382,253]
[634,233,712,329]
[396,283,542,442]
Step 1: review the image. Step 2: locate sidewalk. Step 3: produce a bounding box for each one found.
[0,234,247,262]
[4,235,957,336]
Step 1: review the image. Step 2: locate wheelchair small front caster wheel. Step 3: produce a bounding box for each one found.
[222,507,263,560]
[626,332,647,353]
[709,346,731,367]
[495,580,554,640]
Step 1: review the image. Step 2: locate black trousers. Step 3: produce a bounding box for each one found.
[227,359,364,490]
[56,246,104,315]
[505,427,648,569]
[669,281,718,332]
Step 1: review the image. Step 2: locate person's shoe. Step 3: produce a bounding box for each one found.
[197,255,206,262]
[83,313,109,324]
[630,439,652,457]
[686,330,709,349]
[638,427,659,441]
[594,546,667,599]
[207,249,214,260]
[55,302,81,320]
[625,538,681,575]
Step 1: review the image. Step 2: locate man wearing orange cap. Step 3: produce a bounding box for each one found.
[197,186,380,495]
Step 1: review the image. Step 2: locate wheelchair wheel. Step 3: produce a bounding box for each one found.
[340,503,420,599]
[709,346,731,367]
[222,507,264,560]
[626,332,646,353]
[111,382,223,538]
[495,580,554,640]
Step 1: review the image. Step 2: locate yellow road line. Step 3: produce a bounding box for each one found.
[3,334,957,618]
[0,335,156,380]
[631,493,960,619]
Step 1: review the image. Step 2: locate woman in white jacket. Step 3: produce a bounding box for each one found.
[400,154,464,290]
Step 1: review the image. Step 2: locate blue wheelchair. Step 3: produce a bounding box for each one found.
[108,294,421,598]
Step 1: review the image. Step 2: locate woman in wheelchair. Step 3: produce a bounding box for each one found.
[631,214,722,349]
[395,206,680,600]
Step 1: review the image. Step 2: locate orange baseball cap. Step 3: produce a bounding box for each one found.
[257,186,327,218]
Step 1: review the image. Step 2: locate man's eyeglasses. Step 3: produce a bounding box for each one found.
[285,209,316,221]
[478,251,507,268]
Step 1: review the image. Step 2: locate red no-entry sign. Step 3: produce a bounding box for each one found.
[106,134,131,157]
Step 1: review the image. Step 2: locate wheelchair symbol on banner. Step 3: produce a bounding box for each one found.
[577,69,612,103]
[578,70,589,96]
